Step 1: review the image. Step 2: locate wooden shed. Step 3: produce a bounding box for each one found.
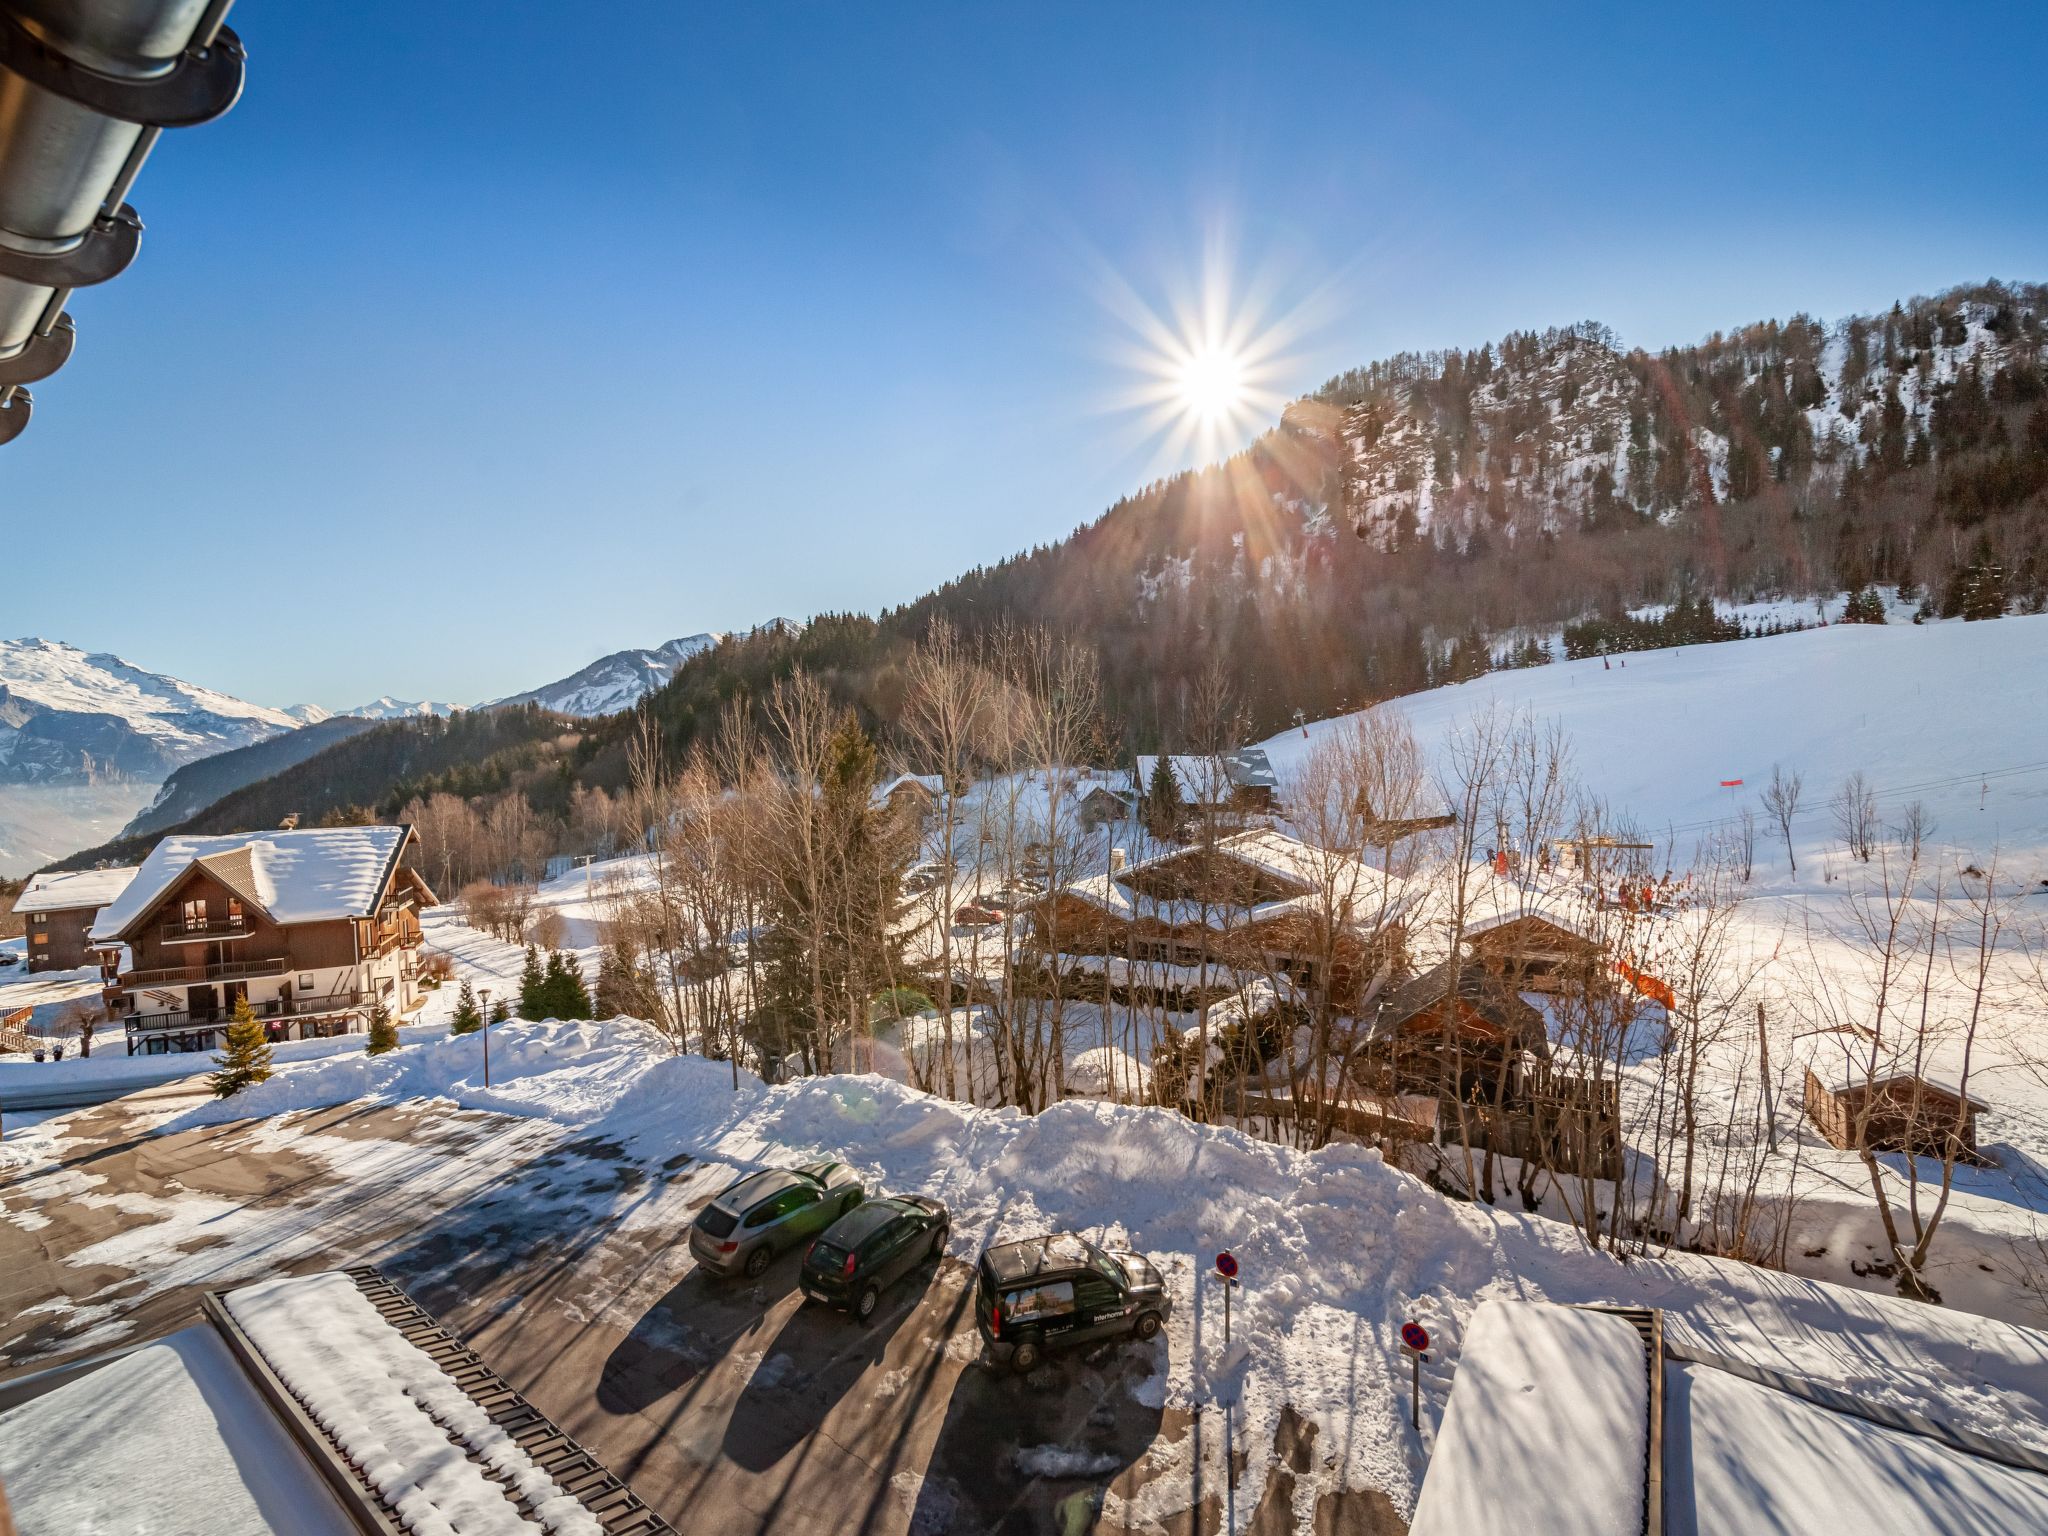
[1801,1069,1987,1163]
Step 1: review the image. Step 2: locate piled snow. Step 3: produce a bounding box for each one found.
[113,1021,2048,1519]
[0,1325,355,1535]
[93,823,407,937]
[227,1271,601,1536]
[1409,1301,1648,1536]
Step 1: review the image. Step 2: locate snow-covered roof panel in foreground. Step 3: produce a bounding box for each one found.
[1666,1360,2048,1536]
[91,824,409,941]
[0,1325,356,1536]
[1409,1300,1648,1536]
[11,864,138,913]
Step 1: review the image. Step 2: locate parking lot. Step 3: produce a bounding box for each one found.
[0,1094,1326,1535]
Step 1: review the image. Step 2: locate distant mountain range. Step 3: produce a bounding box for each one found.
[487,622,797,717]
[0,638,300,787]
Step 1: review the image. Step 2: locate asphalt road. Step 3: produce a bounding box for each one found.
[0,1090,1404,1535]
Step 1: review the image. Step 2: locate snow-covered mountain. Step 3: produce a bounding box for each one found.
[1314,291,2044,556]
[0,638,300,787]
[343,696,461,721]
[491,621,797,717]
[282,703,333,726]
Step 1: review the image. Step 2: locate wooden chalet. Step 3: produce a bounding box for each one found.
[1369,960,1550,1097]
[1028,828,1410,1010]
[10,864,137,971]
[1135,748,1282,819]
[1353,795,1457,847]
[1465,908,1606,994]
[1078,784,1137,831]
[1802,1068,1987,1163]
[89,825,437,1056]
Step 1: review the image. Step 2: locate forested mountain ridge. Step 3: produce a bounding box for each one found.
[44,280,2047,872]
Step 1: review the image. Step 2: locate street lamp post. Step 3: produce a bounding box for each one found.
[479,987,492,1088]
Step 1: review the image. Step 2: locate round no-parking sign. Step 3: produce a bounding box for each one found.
[1401,1321,1430,1353]
[1215,1251,1239,1280]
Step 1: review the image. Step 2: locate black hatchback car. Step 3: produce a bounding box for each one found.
[800,1195,950,1321]
[974,1232,1170,1373]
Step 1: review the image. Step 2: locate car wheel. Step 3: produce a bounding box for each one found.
[928,1224,949,1259]
[1134,1311,1162,1342]
[1009,1335,1042,1374]
[856,1285,880,1323]
[744,1243,772,1279]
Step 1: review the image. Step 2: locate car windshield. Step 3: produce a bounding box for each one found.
[1084,1242,1128,1286]
[696,1206,738,1238]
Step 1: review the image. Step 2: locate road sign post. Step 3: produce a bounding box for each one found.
[1215,1251,1239,1346]
[1400,1321,1431,1430]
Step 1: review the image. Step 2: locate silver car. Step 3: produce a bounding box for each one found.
[688,1160,866,1279]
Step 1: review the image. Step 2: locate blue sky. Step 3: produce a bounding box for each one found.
[7,2,2044,711]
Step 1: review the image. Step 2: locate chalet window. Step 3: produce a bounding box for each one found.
[183,898,207,931]
[298,974,315,990]
[31,932,47,946]
[227,898,244,924]
[31,913,45,925]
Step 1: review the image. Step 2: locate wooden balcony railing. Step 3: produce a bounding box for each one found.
[119,955,290,989]
[160,915,251,944]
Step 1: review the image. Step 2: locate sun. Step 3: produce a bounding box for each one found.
[1176,345,1249,426]
[1093,234,1330,472]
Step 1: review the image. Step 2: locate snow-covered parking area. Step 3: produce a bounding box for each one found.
[8,1019,2048,1533]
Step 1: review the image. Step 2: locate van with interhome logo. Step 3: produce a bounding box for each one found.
[974,1232,1169,1373]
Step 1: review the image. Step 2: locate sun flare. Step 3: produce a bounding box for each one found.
[1097,237,1330,471]
[1175,345,1249,425]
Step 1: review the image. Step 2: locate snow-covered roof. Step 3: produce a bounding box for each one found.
[91,825,412,941]
[1410,1301,1649,1536]
[1415,1299,2048,1536]
[0,1324,356,1536]
[10,864,138,914]
[1058,827,1412,931]
[874,772,945,805]
[1135,747,1280,798]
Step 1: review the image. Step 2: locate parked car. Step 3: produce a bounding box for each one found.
[689,1160,866,1279]
[973,1232,1169,1373]
[800,1195,950,1321]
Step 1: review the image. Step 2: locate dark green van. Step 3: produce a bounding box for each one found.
[974,1232,1169,1373]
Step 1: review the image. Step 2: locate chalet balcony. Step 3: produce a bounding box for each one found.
[125,991,367,1035]
[160,915,251,944]
[119,955,289,989]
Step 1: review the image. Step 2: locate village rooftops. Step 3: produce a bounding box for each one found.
[874,772,946,804]
[10,864,138,914]
[90,824,418,944]
[1055,827,1413,931]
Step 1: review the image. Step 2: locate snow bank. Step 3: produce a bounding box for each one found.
[228,1271,601,1536]
[1408,1301,1647,1536]
[163,1017,674,1131]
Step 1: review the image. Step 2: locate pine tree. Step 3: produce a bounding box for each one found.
[1143,754,1184,840]
[536,949,592,1019]
[365,999,399,1055]
[210,996,274,1098]
[488,998,510,1024]
[517,943,545,1020]
[450,977,483,1035]
[596,938,658,1019]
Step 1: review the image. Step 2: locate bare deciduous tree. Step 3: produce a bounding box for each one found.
[1763,764,1804,874]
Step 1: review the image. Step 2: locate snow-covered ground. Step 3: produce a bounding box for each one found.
[10,1017,2047,1526]
[1261,613,2048,877]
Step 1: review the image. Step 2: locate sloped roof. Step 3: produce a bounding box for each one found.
[1057,827,1412,932]
[1135,747,1280,798]
[91,825,412,942]
[11,864,138,914]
